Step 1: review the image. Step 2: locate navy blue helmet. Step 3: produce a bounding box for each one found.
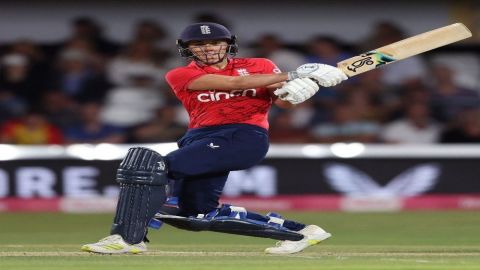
[176,22,238,59]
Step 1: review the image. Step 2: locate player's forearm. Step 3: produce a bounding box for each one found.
[188,73,289,91]
[233,73,290,90]
[274,98,296,109]
[268,88,295,109]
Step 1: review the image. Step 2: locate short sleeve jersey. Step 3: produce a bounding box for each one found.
[165,58,280,129]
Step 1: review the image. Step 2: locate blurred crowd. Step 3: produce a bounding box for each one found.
[1,15,480,145]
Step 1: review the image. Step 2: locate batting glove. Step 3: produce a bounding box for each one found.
[288,63,348,87]
[273,78,319,105]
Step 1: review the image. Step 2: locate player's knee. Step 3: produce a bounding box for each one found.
[117,147,168,186]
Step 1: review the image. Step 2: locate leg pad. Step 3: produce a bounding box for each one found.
[111,147,168,244]
[153,205,304,241]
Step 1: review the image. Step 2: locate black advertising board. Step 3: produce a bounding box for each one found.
[1,158,479,198]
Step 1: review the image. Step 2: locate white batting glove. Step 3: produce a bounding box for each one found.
[273,78,319,105]
[288,63,348,87]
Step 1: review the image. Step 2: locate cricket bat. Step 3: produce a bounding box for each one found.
[337,23,472,77]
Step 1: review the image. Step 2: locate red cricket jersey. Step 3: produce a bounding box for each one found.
[165,58,280,129]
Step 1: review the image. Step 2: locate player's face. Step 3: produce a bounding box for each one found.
[188,40,229,65]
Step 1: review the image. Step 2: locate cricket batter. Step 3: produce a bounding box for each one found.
[82,22,347,254]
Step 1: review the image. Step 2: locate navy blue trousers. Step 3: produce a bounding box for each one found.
[163,123,305,231]
[165,124,269,216]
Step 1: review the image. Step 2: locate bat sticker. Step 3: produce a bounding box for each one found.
[347,51,396,72]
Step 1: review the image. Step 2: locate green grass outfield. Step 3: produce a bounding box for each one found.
[1,211,479,270]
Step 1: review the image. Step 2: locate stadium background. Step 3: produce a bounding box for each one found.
[1,2,480,270]
[1,0,480,213]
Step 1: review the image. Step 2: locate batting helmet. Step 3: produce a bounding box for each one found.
[176,22,238,58]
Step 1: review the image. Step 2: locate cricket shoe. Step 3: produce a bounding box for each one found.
[264,225,331,254]
[81,234,147,254]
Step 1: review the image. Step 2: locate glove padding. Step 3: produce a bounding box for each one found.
[289,63,348,87]
[273,78,319,105]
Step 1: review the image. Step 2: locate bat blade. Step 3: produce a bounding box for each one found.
[337,23,472,77]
